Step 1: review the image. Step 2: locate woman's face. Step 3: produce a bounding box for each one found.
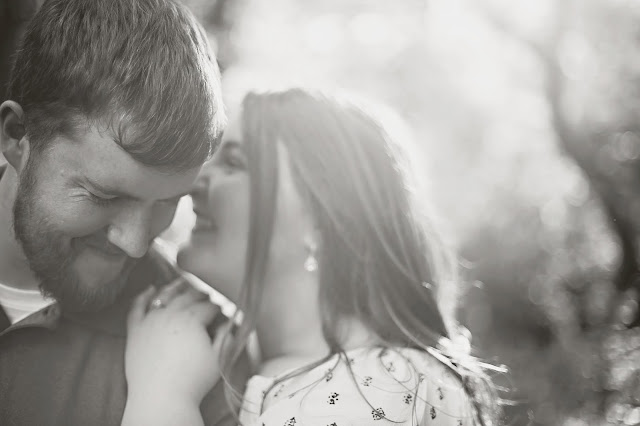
[177,112,314,304]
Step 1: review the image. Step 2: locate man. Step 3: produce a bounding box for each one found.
[0,0,244,424]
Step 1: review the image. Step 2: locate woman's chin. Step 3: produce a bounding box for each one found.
[176,246,236,299]
[176,232,246,304]
[176,244,203,277]
[177,228,215,267]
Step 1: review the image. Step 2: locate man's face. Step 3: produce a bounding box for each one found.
[13,124,200,312]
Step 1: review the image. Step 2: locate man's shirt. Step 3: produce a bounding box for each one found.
[0,246,246,426]
[0,281,54,324]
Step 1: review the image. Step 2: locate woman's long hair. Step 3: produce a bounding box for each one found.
[220,88,504,425]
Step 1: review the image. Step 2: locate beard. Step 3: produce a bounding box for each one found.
[12,158,137,313]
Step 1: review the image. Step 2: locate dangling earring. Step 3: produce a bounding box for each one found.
[304,241,318,272]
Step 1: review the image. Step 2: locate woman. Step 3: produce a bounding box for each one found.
[122,89,504,425]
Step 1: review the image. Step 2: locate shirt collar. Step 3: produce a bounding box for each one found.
[0,303,59,337]
[0,306,9,331]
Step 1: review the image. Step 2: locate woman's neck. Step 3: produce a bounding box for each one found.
[256,310,380,377]
[255,293,328,376]
[253,266,382,377]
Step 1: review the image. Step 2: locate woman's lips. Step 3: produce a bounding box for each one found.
[192,208,216,232]
[193,216,214,232]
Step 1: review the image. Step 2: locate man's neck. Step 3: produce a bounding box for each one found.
[0,165,40,291]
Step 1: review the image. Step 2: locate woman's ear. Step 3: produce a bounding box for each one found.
[303,229,321,272]
[304,228,321,250]
[0,101,30,172]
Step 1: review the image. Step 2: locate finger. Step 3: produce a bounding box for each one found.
[151,276,190,308]
[186,300,220,326]
[167,284,209,310]
[127,286,156,329]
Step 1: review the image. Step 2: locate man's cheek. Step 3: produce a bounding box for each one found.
[52,205,112,237]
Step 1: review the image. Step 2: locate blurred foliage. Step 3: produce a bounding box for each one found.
[139,0,640,424]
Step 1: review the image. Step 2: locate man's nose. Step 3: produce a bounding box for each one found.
[106,206,153,258]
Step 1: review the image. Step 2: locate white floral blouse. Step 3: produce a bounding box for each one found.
[239,347,476,426]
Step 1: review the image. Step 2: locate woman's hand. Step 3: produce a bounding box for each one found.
[122,279,227,426]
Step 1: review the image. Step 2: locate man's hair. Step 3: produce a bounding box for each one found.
[7,0,225,171]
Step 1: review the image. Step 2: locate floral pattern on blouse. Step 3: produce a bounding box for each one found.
[239,347,475,426]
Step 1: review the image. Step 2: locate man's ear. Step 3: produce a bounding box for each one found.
[0,100,30,172]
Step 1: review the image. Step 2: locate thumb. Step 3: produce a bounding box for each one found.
[127,286,156,331]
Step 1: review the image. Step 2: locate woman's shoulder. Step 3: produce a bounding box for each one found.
[345,346,465,388]
[352,347,476,423]
[391,347,477,424]
[249,346,476,426]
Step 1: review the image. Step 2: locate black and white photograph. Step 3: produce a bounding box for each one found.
[1,0,639,425]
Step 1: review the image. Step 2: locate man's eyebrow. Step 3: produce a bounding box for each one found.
[84,178,189,201]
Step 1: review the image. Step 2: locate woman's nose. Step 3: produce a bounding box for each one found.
[190,178,207,194]
[190,169,211,194]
